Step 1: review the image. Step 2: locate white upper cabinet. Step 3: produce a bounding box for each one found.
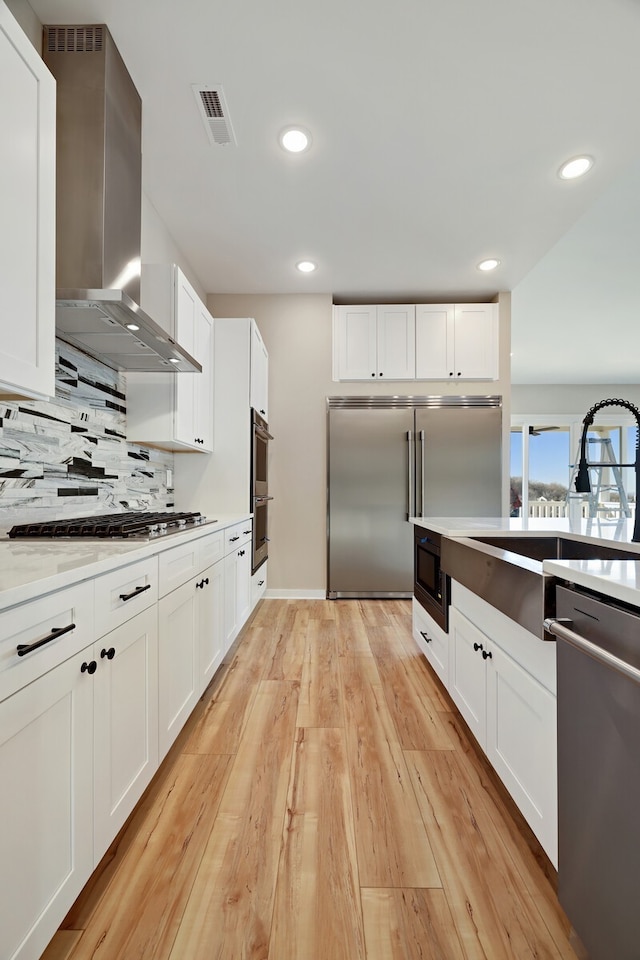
[127,264,214,452]
[250,320,269,418]
[0,4,56,401]
[333,305,416,380]
[415,303,498,380]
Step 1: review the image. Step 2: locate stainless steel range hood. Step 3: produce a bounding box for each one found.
[43,24,201,374]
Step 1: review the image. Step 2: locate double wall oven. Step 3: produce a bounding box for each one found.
[251,409,272,572]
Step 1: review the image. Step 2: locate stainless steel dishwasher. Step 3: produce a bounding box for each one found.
[545,585,640,960]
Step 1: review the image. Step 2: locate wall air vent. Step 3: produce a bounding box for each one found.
[192,84,237,146]
[46,25,104,53]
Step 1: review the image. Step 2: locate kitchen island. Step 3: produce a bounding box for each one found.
[409,515,640,871]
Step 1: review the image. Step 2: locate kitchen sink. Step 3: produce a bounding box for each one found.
[470,535,640,563]
[440,533,640,639]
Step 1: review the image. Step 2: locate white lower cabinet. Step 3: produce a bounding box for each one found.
[447,605,557,865]
[93,605,159,860]
[158,577,199,757]
[251,561,268,608]
[199,559,225,691]
[0,648,94,960]
[412,598,448,686]
[223,522,252,651]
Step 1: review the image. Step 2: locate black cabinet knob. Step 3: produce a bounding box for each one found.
[482,649,493,660]
[100,647,115,660]
[473,642,483,652]
[81,660,97,675]
[239,549,245,557]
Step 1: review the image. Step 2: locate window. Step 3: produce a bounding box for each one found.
[511,414,637,529]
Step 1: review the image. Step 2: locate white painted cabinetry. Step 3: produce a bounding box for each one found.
[250,320,269,419]
[0,581,95,960]
[223,521,253,651]
[415,303,498,380]
[0,3,56,401]
[157,529,226,757]
[443,586,557,865]
[91,557,159,859]
[412,598,449,687]
[332,304,416,380]
[127,264,214,452]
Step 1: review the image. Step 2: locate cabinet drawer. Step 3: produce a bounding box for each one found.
[225,520,252,554]
[94,557,158,636]
[0,579,95,703]
[158,540,202,597]
[198,530,224,570]
[251,562,267,607]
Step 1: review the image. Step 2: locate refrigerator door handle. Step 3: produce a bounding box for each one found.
[419,430,425,517]
[407,430,414,519]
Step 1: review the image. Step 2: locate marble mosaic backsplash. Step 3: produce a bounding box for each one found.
[0,340,174,528]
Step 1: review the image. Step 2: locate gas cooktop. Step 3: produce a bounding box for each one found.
[7,511,215,541]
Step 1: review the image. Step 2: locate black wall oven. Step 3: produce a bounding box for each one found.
[251,409,272,573]
[414,527,450,631]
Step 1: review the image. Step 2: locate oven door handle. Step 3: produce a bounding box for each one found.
[254,496,274,502]
[544,617,640,687]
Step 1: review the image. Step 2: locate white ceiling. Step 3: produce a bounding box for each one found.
[26,0,640,383]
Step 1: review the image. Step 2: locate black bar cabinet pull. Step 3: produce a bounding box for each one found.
[229,535,240,542]
[17,622,76,657]
[420,630,432,644]
[119,583,152,602]
[100,647,116,660]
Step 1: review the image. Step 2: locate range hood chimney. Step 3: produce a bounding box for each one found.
[43,24,201,374]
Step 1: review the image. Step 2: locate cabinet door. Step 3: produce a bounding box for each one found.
[223,549,239,652]
[448,607,487,745]
[199,560,224,692]
[0,5,55,401]
[333,305,377,380]
[174,269,198,359]
[0,651,93,960]
[174,298,213,451]
[250,321,269,419]
[93,606,159,861]
[452,303,498,380]
[486,643,557,865]
[415,304,454,379]
[158,581,199,757]
[236,542,252,628]
[376,305,415,379]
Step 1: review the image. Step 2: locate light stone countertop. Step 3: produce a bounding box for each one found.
[542,558,640,608]
[0,514,250,612]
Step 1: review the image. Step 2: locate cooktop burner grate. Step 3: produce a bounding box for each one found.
[8,511,211,540]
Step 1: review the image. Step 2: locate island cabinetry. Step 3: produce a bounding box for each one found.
[91,557,159,859]
[0,581,95,960]
[447,587,557,865]
[0,3,56,401]
[412,597,448,686]
[127,264,214,452]
[332,304,416,380]
[157,530,225,757]
[415,303,498,380]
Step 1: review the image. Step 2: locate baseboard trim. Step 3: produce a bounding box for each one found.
[264,589,326,600]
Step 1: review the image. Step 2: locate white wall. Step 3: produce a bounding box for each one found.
[207,293,511,594]
[512,383,640,416]
[141,196,206,301]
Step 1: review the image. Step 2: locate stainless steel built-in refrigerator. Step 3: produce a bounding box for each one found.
[327,396,502,598]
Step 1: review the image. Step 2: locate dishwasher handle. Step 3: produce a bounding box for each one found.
[544,617,640,688]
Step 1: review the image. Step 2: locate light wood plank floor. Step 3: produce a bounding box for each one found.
[42,599,577,960]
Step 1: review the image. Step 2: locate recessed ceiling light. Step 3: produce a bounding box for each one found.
[279,126,312,153]
[477,258,501,272]
[296,260,317,273]
[558,155,594,180]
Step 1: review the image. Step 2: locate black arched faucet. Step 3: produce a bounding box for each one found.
[574,397,640,542]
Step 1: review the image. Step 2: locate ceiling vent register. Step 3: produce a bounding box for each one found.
[46,25,104,53]
[192,85,237,146]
